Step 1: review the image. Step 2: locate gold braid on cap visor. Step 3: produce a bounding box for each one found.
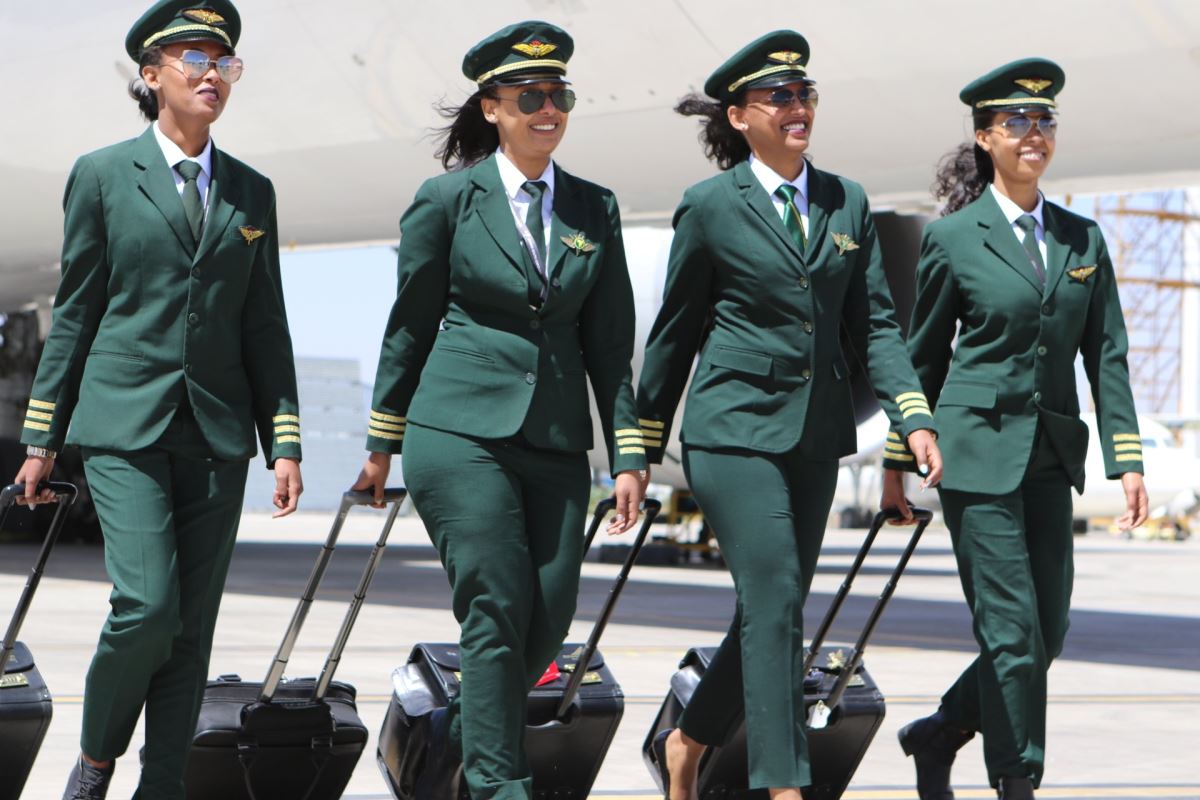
[974,97,1057,109]
[727,63,807,94]
[476,58,567,85]
[142,23,232,50]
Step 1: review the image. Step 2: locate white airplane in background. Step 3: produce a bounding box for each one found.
[3,1,1200,531]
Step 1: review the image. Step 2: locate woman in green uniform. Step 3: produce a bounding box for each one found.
[351,21,646,800]
[881,58,1149,800]
[13,2,304,798]
[637,30,941,800]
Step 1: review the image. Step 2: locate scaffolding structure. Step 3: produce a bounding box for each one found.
[1063,190,1200,416]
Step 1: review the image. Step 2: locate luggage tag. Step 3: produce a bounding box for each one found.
[536,661,561,687]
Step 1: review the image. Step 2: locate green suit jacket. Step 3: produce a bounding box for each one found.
[636,160,934,462]
[21,127,301,466]
[366,154,646,477]
[882,188,1142,493]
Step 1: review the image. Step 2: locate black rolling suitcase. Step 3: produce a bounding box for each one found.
[644,507,934,800]
[0,481,78,800]
[378,496,663,800]
[184,487,407,800]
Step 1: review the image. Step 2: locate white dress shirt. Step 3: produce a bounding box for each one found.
[153,121,213,219]
[990,183,1047,264]
[495,149,555,275]
[749,154,809,239]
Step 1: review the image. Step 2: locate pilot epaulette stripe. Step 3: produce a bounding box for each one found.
[369,429,404,441]
[371,411,406,424]
[272,414,300,424]
[884,453,915,462]
[638,418,665,429]
[25,410,53,422]
[369,420,406,432]
[22,420,50,432]
[28,399,56,411]
[276,435,301,444]
[895,392,928,404]
[1112,434,1141,442]
[1115,453,1143,462]
[1114,443,1142,452]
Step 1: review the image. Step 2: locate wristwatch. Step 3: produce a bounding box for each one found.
[26,446,56,459]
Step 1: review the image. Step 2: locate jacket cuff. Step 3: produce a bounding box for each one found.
[895,391,936,438]
[637,417,666,466]
[1106,432,1144,477]
[882,430,919,473]
[367,409,406,455]
[21,397,65,451]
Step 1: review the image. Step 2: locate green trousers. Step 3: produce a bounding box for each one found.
[80,408,248,800]
[402,423,591,800]
[677,444,839,790]
[937,429,1074,788]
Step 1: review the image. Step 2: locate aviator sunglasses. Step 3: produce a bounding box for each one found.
[992,114,1057,139]
[164,49,245,83]
[756,85,820,108]
[497,87,578,114]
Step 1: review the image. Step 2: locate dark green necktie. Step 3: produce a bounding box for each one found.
[774,183,807,250]
[521,180,549,305]
[1015,214,1046,285]
[175,160,204,244]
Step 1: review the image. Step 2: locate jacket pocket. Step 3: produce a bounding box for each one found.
[708,345,773,377]
[88,350,143,363]
[937,381,997,410]
[437,345,494,364]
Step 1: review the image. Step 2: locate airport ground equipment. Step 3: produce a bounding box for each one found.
[378,496,662,800]
[643,507,933,799]
[0,481,78,800]
[185,488,407,800]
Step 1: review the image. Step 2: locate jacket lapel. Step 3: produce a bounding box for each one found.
[733,160,804,264]
[546,165,584,283]
[194,147,239,265]
[132,127,195,257]
[471,155,527,277]
[976,190,1043,295]
[803,165,830,261]
[1041,202,1084,299]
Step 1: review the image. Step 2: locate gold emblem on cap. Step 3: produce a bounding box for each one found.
[767,51,804,64]
[238,226,265,245]
[1067,265,1098,284]
[512,40,558,59]
[1015,78,1053,94]
[182,8,226,25]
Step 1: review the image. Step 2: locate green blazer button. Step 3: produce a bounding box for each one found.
[803,321,814,334]
[1042,304,1052,314]
[1037,346,1048,356]
[529,319,541,330]
[799,277,810,289]
[800,368,812,381]
[187,313,199,325]
[191,268,201,278]
[1033,391,1042,402]
[525,372,536,385]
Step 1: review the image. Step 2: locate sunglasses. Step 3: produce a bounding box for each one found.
[754,86,820,109]
[992,115,1057,140]
[164,49,244,84]
[497,87,577,114]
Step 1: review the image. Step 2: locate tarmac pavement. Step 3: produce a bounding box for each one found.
[3,504,1198,799]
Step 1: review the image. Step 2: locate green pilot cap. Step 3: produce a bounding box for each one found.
[463,21,574,86]
[704,30,812,102]
[960,57,1065,112]
[125,0,240,61]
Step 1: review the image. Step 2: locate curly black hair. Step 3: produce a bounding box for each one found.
[931,109,997,216]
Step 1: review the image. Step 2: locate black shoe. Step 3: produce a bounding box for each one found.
[62,756,114,800]
[649,728,672,798]
[898,711,974,800]
[998,777,1035,799]
[414,708,463,800]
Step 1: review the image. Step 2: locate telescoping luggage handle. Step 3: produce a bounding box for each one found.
[259,487,407,703]
[554,496,663,719]
[0,482,79,681]
[805,506,933,730]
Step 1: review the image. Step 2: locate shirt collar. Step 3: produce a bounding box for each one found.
[153,121,213,178]
[495,149,555,202]
[749,154,808,203]
[989,183,1043,230]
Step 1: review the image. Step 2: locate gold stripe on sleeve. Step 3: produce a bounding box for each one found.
[369,420,406,432]
[1114,443,1142,452]
[276,435,301,444]
[25,410,53,422]
[23,421,51,432]
[272,414,300,423]
[1112,434,1141,443]
[274,425,301,434]
[902,407,933,418]
[885,453,915,462]
[1115,453,1143,462]
[895,392,928,404]
[638,418,665,430]
[618,446,646,455]
[28,399,56,411]
[369,429,405,441]
[371,411,407,424]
